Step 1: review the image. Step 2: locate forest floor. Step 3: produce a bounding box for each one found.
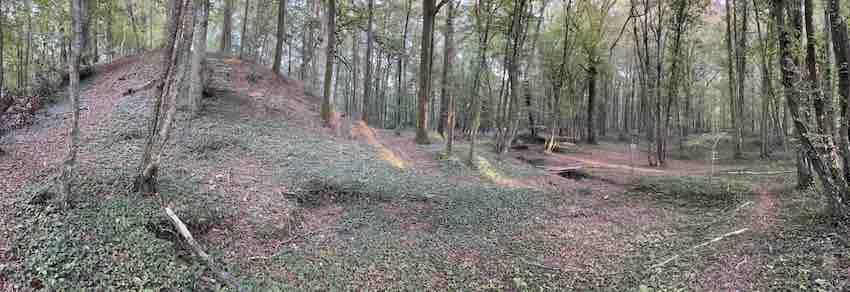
[1,54,848,291]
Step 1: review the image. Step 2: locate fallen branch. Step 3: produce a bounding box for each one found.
[651,228,749,269]
[165,207,244,292]
[725,170,794,175]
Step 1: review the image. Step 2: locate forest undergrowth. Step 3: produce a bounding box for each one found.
[1,57,848,291]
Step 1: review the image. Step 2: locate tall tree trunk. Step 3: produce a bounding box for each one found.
[321,0,336,125]
[469,0,493,163]
[779,0,847,201]
[496,0,528,154]
[823,0,836,138]
[221,0,233,53]
[125,0,142,52]
[395,0,412,133]
[785,0,814,189]
[272,0,287,74]
[827,0,850,185]
[441,1,456,152]
[546,0,572,153]
[726,0,738,156]
[351,31,359,117]
[586,64,597,144]
[733,0,747,158]
[754,0,774,158]
[415,0,440,144]
[240,0,251,58]
[107,5,114,60]
[0,0,4,94]
[189,0,209,116]
[362,0,375,124]
[804,0,827,134]
[134,0,196,194]
[60,0,85,208]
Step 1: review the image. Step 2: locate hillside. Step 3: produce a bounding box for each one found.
[0,54,848,291]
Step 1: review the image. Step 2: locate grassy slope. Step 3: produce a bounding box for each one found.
[5,59,849,291]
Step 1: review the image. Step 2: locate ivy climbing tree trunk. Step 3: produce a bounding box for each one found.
[134,0,195,195]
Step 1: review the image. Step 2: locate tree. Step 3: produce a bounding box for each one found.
[134,0,196,194]
[725,0,738,157]
[468,0,495,163]
[394,0,412,133]
[272,0,287,74]
[362,0,374,124]
[733,0,748,158]
[495,0,529,153]
[221,0,233,53]
[0,0,4,96]
[545,0,573,153]
[774,0,850,216]
[189,0,210,116]
[415,0,450,145]
[125,0,142,52]
[240,0,251,58]
[440,0,456,153]
[60,0,85,208]
[321,0,336,125]
[753,0,774,158]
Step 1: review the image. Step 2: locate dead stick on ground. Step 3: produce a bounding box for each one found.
[165,207,244,291]
[725,170,794,175]
[651,228,749,269]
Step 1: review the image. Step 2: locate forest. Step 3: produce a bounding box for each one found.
[0,0,850,290]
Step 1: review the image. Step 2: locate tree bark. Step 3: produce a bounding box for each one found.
[189,0,209,116]
[827,0,850,185]
[0,0,4,94]
[754,0,774,158]
[395,0,412,133]
[733,0,747,158]
[134,0,196,195]
[60,0,85,208]
[804,0,827,135]
[546,0,572,153]
[362,0,375,124]
[240,0,251,58]
[725,0,738,156]
[321,0,336,125]
[415,0,441,144]
[125,0,142,52]
[469,0,494,163]
[221,0,233,53]
[586,65,597,144]
[781,0,850,214]
[440,1,456,153]
[272,0,287,74]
